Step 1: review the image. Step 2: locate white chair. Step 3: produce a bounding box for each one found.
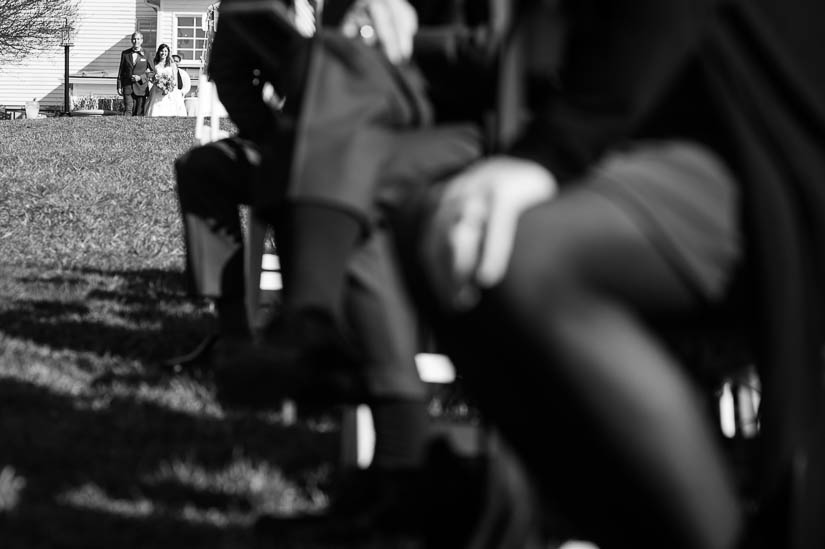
[191,74,271,330]
[242,209,278,331]
[194,74,229,144]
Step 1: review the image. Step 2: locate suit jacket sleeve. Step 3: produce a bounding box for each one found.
[118,52,129,90]
[143,58,156,83]
[508,0,714,182]
[208,17,282,139]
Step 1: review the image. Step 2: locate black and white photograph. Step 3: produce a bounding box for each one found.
[1,0,825,547]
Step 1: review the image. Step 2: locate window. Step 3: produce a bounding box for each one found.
[136,16,157,55]
[175,14,208,64]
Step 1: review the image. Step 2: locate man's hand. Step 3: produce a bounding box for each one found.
[341,0,417,64]
[421,157,558,311]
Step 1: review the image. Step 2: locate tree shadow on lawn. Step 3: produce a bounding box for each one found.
[0,376,341,549]
[1,265,416,547]
[4,267,219,366]
[1,265,426,548]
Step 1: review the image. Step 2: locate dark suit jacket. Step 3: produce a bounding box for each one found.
[212,0,484,226]
[117,48,155,96]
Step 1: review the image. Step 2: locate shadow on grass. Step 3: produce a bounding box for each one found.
[16,268,190,305]
[0,377,337,549]
[3,267,215,365]
[0,265,425,549]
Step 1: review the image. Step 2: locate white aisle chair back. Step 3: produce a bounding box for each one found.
[194,75,229,145]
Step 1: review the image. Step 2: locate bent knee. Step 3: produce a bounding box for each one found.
[495,208,587,319]
[175,141,251,194]
[174,149,210,190]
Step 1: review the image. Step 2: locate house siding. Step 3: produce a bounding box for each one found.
[0,0,212,108]
[157,0,215,67]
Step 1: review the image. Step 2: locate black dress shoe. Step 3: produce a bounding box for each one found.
[160,334,219,376]
[255,467,426,544]
[213,312,367,408]
[256,438,546,548]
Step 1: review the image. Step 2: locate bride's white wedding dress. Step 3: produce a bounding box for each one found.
[146,64,187,117]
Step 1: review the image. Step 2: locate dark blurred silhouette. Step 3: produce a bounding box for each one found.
[405,0,825,548]
[170,1,497,545]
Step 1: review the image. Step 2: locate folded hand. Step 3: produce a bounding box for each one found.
[421,157,558,311]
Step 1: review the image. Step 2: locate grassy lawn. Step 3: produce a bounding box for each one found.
[0,117,363,548]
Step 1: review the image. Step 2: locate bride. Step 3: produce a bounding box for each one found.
[145,44,187,117]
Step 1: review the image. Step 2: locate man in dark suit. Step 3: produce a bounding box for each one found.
[173,2,556,546]
[117,32,154,116]
[204,0,487,386]
[171,1,461,539]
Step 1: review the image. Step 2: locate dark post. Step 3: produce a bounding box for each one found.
[64,44,70,114]
[61,19,74,115]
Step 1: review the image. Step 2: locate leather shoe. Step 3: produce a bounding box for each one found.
[160,334,260,378]
[255,437,546,548]
[255,466,426,543]
[160,334,219,376]
[213,312,367,408]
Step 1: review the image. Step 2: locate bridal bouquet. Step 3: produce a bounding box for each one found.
[152,72,176,95]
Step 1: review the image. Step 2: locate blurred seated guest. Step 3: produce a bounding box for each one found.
[205,0,485,401]
[173,130,435,468]
[406,0,825,547]
[170,0,480,538]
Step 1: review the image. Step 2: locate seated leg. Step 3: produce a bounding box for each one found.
[165,138,260,373]
[436,143,744,549]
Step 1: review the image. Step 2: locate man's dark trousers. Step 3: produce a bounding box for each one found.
[124,93,148,117]
[175,137,427,403]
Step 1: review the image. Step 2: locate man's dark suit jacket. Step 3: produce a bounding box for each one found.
[117,48,155,96]
[213,0,485,223]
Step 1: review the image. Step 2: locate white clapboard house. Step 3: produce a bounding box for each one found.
[0,0,219,110]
